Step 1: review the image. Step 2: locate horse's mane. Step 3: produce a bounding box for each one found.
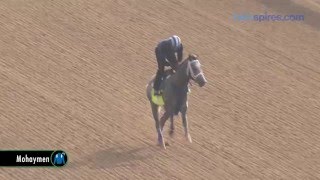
[179,54,199,67]
[164,54,199,75]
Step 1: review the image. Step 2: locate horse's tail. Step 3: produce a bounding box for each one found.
[146,75,156,101]
[145,74,156,88]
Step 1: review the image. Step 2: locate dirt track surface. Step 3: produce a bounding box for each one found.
[1,0,320,179]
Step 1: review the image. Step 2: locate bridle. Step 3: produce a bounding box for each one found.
[187,59,203,80]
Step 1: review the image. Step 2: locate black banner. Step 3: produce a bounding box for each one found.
[0,150,68,167]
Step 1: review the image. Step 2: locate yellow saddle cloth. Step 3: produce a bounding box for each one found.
[151,89,164,106]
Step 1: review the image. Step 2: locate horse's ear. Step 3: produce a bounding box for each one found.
[188,54,198,60]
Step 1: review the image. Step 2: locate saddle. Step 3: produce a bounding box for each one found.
[151,69,174,106]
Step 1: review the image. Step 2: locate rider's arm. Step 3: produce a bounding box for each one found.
[162,39,178,71]
[177,44,183,62]
[167,51,178,71]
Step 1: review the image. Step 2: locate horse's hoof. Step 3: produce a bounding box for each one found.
[169,130,175,137]
[161,143,166,149]
[165,142,170,146]
[186,134,192,143]
[158,139,166,149]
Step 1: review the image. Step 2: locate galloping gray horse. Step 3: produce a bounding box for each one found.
[146,54,207,149]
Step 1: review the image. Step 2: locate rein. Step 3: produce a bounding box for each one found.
[170,58,202,89]
[187,59,203,80]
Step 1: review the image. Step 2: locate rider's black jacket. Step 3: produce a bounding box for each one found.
[156,38,183,70]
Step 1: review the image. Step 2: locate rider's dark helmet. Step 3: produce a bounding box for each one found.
[170,35,181,51]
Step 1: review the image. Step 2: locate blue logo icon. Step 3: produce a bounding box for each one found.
[51,150,68,167]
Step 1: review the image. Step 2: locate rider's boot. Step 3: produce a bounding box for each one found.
[154,89,162,96]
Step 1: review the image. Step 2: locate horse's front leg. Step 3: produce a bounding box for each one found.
[169,115,175,137]
[159,111,171,149]
[181,101,192,143]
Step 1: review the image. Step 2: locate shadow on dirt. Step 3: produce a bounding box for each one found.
[67,144,162,169]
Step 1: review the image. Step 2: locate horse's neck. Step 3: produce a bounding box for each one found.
[170,60,189,87]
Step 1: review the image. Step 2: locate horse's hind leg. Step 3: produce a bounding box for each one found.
[181,101,192,143]
[150,103,163,146]
[169,115,175,137]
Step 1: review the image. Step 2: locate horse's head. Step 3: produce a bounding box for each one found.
[186,54,207,87]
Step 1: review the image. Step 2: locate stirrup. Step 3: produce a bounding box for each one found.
[154,90,162,96]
